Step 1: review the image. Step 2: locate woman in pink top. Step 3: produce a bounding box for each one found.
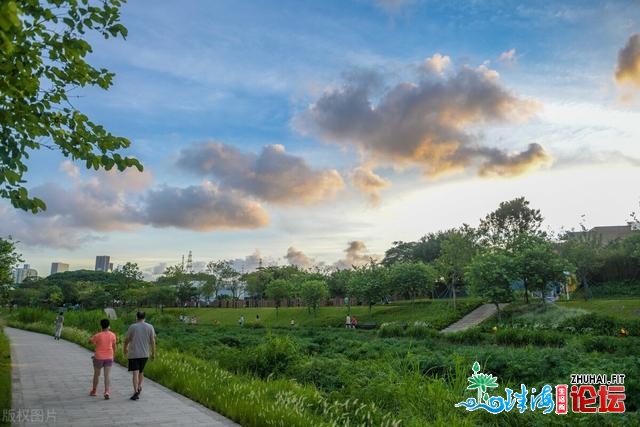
[89,318,117,399]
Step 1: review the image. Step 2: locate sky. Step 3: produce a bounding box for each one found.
[4,0,640,279]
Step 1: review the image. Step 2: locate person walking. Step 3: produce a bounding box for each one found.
[54,312,64,340]
[89,318,117,399]
[124,311,156,401]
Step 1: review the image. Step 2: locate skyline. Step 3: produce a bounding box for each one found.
[3,0,640,278]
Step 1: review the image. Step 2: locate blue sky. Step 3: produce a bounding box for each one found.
[4,0,640,278]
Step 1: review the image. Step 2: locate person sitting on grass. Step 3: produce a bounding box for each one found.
[89,318,117,400]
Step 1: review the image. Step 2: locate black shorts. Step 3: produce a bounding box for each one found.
[128,358,148,372]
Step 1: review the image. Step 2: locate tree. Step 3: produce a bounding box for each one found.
[387,261,437,305]
[436,227,478,310]
[148,284,176,311]
[479,197,545,248]
[1,0,142,212]
[326,268,352,299]
[465,250,515,319]
[512,234,572,304]
[161,264,197,306]
[299,279,329,316]
[115,262,144,283]
[204,261,225,301]
[265,279,292,317]
[558,232,603,300]
[208,260,242,307]
[382,232,446,266]
[244,268,272,303]
[0,237,22,285]
[347,263,389,315]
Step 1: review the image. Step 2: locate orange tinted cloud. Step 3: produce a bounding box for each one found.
[350,166,390,205]
[296,59,545,181]
[615,34,640,88]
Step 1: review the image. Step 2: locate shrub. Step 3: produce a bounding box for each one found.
[444,328,487,345]
[378,322,404,338]
[495,328,565,347]
[250,334,299,378]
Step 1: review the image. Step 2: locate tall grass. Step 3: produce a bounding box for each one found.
[3,315,400,427]
[0,320,11,427]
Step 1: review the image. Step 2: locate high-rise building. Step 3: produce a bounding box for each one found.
[13,264,38,284]
[50,262,69,275]
[95,256,111,272]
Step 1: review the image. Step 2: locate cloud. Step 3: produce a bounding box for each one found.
[498,48,518,65]
[60,161,79,178]
[421,53,451,75]
[144,182,269,231]
[176,142,344,205]
[0,204,103,249]
[350,167,390,205]
[332,240,378,270]
[615,34,640,88]
[1,162,270,249]
[477,143,552,176]
[296,59,545,180]
[284,246,315,269]
[373,0,416,13]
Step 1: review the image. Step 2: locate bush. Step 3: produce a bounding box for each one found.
[378,322,404,338]
[495,328,566,347]
[287,356,347,392]
[250,334,299,378]
[444,328,487,345]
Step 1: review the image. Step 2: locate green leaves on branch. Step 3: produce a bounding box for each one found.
[0,0,141,213]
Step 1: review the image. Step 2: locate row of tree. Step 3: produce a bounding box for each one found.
[2,197,639,314]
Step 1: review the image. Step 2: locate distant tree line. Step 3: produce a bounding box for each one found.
[1,197,639,314]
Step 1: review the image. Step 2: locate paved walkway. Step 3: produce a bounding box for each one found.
[440,303,509,333]
[5,327,241,427]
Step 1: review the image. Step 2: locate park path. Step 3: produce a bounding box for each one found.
[5,327,241,427]
[440,303,509,333]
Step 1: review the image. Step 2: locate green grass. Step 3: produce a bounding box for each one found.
[560,299,640,322]
[163,297,483,330]
[0,320,11,427]
[3,300,639,426]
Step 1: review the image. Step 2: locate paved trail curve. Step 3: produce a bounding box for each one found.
[6,327,240,427]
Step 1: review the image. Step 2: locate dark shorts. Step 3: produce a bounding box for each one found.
[128,358,148,372]
[93,358,113,369]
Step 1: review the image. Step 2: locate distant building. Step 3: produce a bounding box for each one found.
[567,222,640,246]
[95,256,111,272]
[50,262,69,275]
[13,264,38,284]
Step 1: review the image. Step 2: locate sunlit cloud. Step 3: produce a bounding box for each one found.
[296,58,545,182]
[332,240,378,270]
[350,166,390,205]
[284,246,315,268]
[176,142,345,205]
[615,34,640,88]
[498,48,518,65]
[421,53,451,75]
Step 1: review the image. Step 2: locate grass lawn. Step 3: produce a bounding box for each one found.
[162,297,483,330]
[559,298,640,322]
